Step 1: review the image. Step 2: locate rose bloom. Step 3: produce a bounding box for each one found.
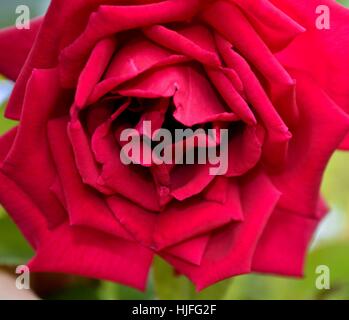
[0,0,349,291]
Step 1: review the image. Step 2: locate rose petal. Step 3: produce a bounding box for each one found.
[89,37,188,105]
[0,171,49,250]
[271,72,349,218]
[6,0,118,119]
[170,164,215,201]
[233,0,305,51]
[204,1,299,125]
[0,127,48,249]
[252,206,322,276]
[162,235,210,266]
[48,117,132,241]
[134,99,169,138]
[202,1,294,88]
[153,179,243,250]
[75,37,117,107]
[118,65,237,126]
[92,109,161,211]
[206,68,256,124]
[203,176,229,204]
[143,24,221,67]
[2,68,67,227]
[339,133,349,150]
[68,112,115,195]
[253,69,349,278]
[0,18,42,81]
[28,224,154,291]
[162,169,280,290]
[60,0,201,86]
[275,0,349,121]
[216,34,292,167]
[226,124,264,177]
[107,195,157,247]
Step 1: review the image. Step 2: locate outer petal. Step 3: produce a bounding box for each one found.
[252,72,349,276]
[340,135,349,150]
[28,224,154,291]
[274,0,349,147]
[2,68,67,227]
[0,128,48,249]
[252,206,322,276]
[0,171,49,250]
[0,18,42,81]
[5,0,130,119]
[272,72,349,217]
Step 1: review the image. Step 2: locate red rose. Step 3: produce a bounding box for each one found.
[0,0,349,291]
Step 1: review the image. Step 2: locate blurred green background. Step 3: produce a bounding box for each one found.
[0,0,349,300]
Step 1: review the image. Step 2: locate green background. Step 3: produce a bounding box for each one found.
[0,0,349,300]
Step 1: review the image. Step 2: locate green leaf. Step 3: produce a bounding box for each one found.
[0,211,34,266]
[97,279,155,300]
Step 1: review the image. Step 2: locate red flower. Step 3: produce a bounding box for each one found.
[0,0,348,290]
